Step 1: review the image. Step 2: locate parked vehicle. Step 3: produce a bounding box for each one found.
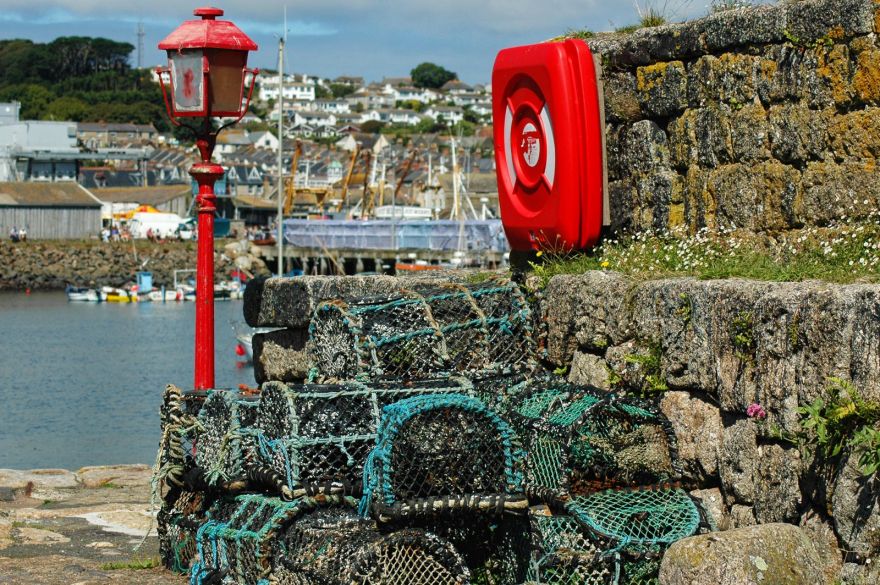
[128,212,185,239]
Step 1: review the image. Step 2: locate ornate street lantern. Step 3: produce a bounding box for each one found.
[157,7,258,390]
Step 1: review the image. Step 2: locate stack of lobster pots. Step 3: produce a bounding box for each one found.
[155,275,711,585]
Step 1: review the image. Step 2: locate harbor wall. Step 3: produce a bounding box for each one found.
[0,240,269,290]
[586,0,880,234]
[245,272,880,583]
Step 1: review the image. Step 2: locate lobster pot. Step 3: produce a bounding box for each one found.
[361,394,527,521]
[467,280,536,375]
[157,489,212,574]
[564,487,703,558]
[507,377,678,497]
[189,494,359,585]
[252,380,475,498]
[307,280,538,383]
[308,293,445,382]
[393,514,532,585]
[269,506,377,584]
[528,513,614,585]
[193,389,260,487]
[157,386,261,493]
[344,529,471,585]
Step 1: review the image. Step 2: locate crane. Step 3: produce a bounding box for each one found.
[337,143,362,213]
[393,150,418,203]
[283,139,303,216]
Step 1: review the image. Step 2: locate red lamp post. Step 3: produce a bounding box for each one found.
[157,7,258,389]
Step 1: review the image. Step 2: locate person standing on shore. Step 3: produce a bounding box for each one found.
[9,225,18,243]
[19,226,26,242]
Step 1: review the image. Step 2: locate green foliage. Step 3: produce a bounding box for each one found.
[731,311,755,361]
[410,62,457,89]
[625,342,668,396]
[561,29,595,40]
[0,37,172,131]
[523,221,880,289]
[674,293,692,325]
[797,378,880,476]
[782,29,834,50]
[314,84,331,99]
[328,83,356,99]
[396,99,424,113]
[360,120,385,134]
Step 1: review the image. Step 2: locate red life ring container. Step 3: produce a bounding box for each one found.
[493,39,605,252]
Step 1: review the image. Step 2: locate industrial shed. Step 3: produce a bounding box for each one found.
[91,185,192,221]
[0,182,102,239]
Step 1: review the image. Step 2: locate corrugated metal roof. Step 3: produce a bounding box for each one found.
[0,182,101,207]
[91,186,190,205]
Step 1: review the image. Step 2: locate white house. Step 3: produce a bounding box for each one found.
[376,109,423,126]
[314,99,351,114]
[259,81,316,103]
[391,86,439,104]
[424,106,464,125]
[249,131,279,152]
[292,111,337,128]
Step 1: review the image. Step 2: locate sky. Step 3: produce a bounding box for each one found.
[0,1,745,84]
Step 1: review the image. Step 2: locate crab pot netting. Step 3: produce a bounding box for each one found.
[158,489,213,574]
[157,385,206,492]
[189,494,360,585]
[528,486,704,585]
[528,513,614,585]
[361,393,527,520]
[388,513,532,585]
[193,390,260,486]
[306,280,537,383]
[506,378,679,497]
[344,528,471,585]
[252,379,476,499]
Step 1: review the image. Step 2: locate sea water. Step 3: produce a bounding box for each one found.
[0,292,255,470]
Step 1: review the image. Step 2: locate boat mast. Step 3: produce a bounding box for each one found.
[275,26,285,276]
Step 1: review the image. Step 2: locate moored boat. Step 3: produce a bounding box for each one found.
[65,285,102,302]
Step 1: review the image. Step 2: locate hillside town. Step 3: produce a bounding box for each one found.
[0,71,498,240]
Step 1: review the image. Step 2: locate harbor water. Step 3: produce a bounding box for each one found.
[0,291,255,470]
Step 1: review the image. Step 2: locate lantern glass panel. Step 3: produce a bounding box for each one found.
[207,49,247,116]
[169,50,205,114]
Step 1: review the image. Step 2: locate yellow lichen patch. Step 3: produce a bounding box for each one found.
[828,109,880,160]
[636,61,673,93]
[875,2,880,33]
[816,44,852,106]
[668,203,685,228]
[827,25,845,41]
[853,46,880,103]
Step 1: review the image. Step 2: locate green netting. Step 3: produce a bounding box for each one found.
[307,280,537,383]
[565,487,701,555]
[360,393,528,521]
[505,376,679,498]
[193,389,260,486]
[189,494,358,585]
[528,514,613,585]
[252,379,475,499]
[157,489,212,574]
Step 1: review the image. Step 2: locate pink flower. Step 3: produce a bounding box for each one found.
[747,403,767,420]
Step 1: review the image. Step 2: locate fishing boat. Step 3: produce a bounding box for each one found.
[102,286,134,303]
[65,285,103,302]
[235,332,254,361]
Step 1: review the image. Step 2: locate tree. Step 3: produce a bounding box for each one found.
[360,120,385,134]
[314,84,331,99]
[411,62,456,89]
[329,83,355,99]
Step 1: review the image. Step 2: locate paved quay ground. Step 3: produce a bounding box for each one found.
[0,465,180,584]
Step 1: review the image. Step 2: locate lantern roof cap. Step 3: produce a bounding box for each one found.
[158,7,258,52]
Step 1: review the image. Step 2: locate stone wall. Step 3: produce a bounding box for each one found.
[539,271,880,579]
[0,240,269,290]
[585,0,880,234]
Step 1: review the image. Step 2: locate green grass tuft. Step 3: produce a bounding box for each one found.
[528,220,880,289]
[100,557,160,571]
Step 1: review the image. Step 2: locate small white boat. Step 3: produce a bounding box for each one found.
[235,333,254,361]
[66,285,102,302]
